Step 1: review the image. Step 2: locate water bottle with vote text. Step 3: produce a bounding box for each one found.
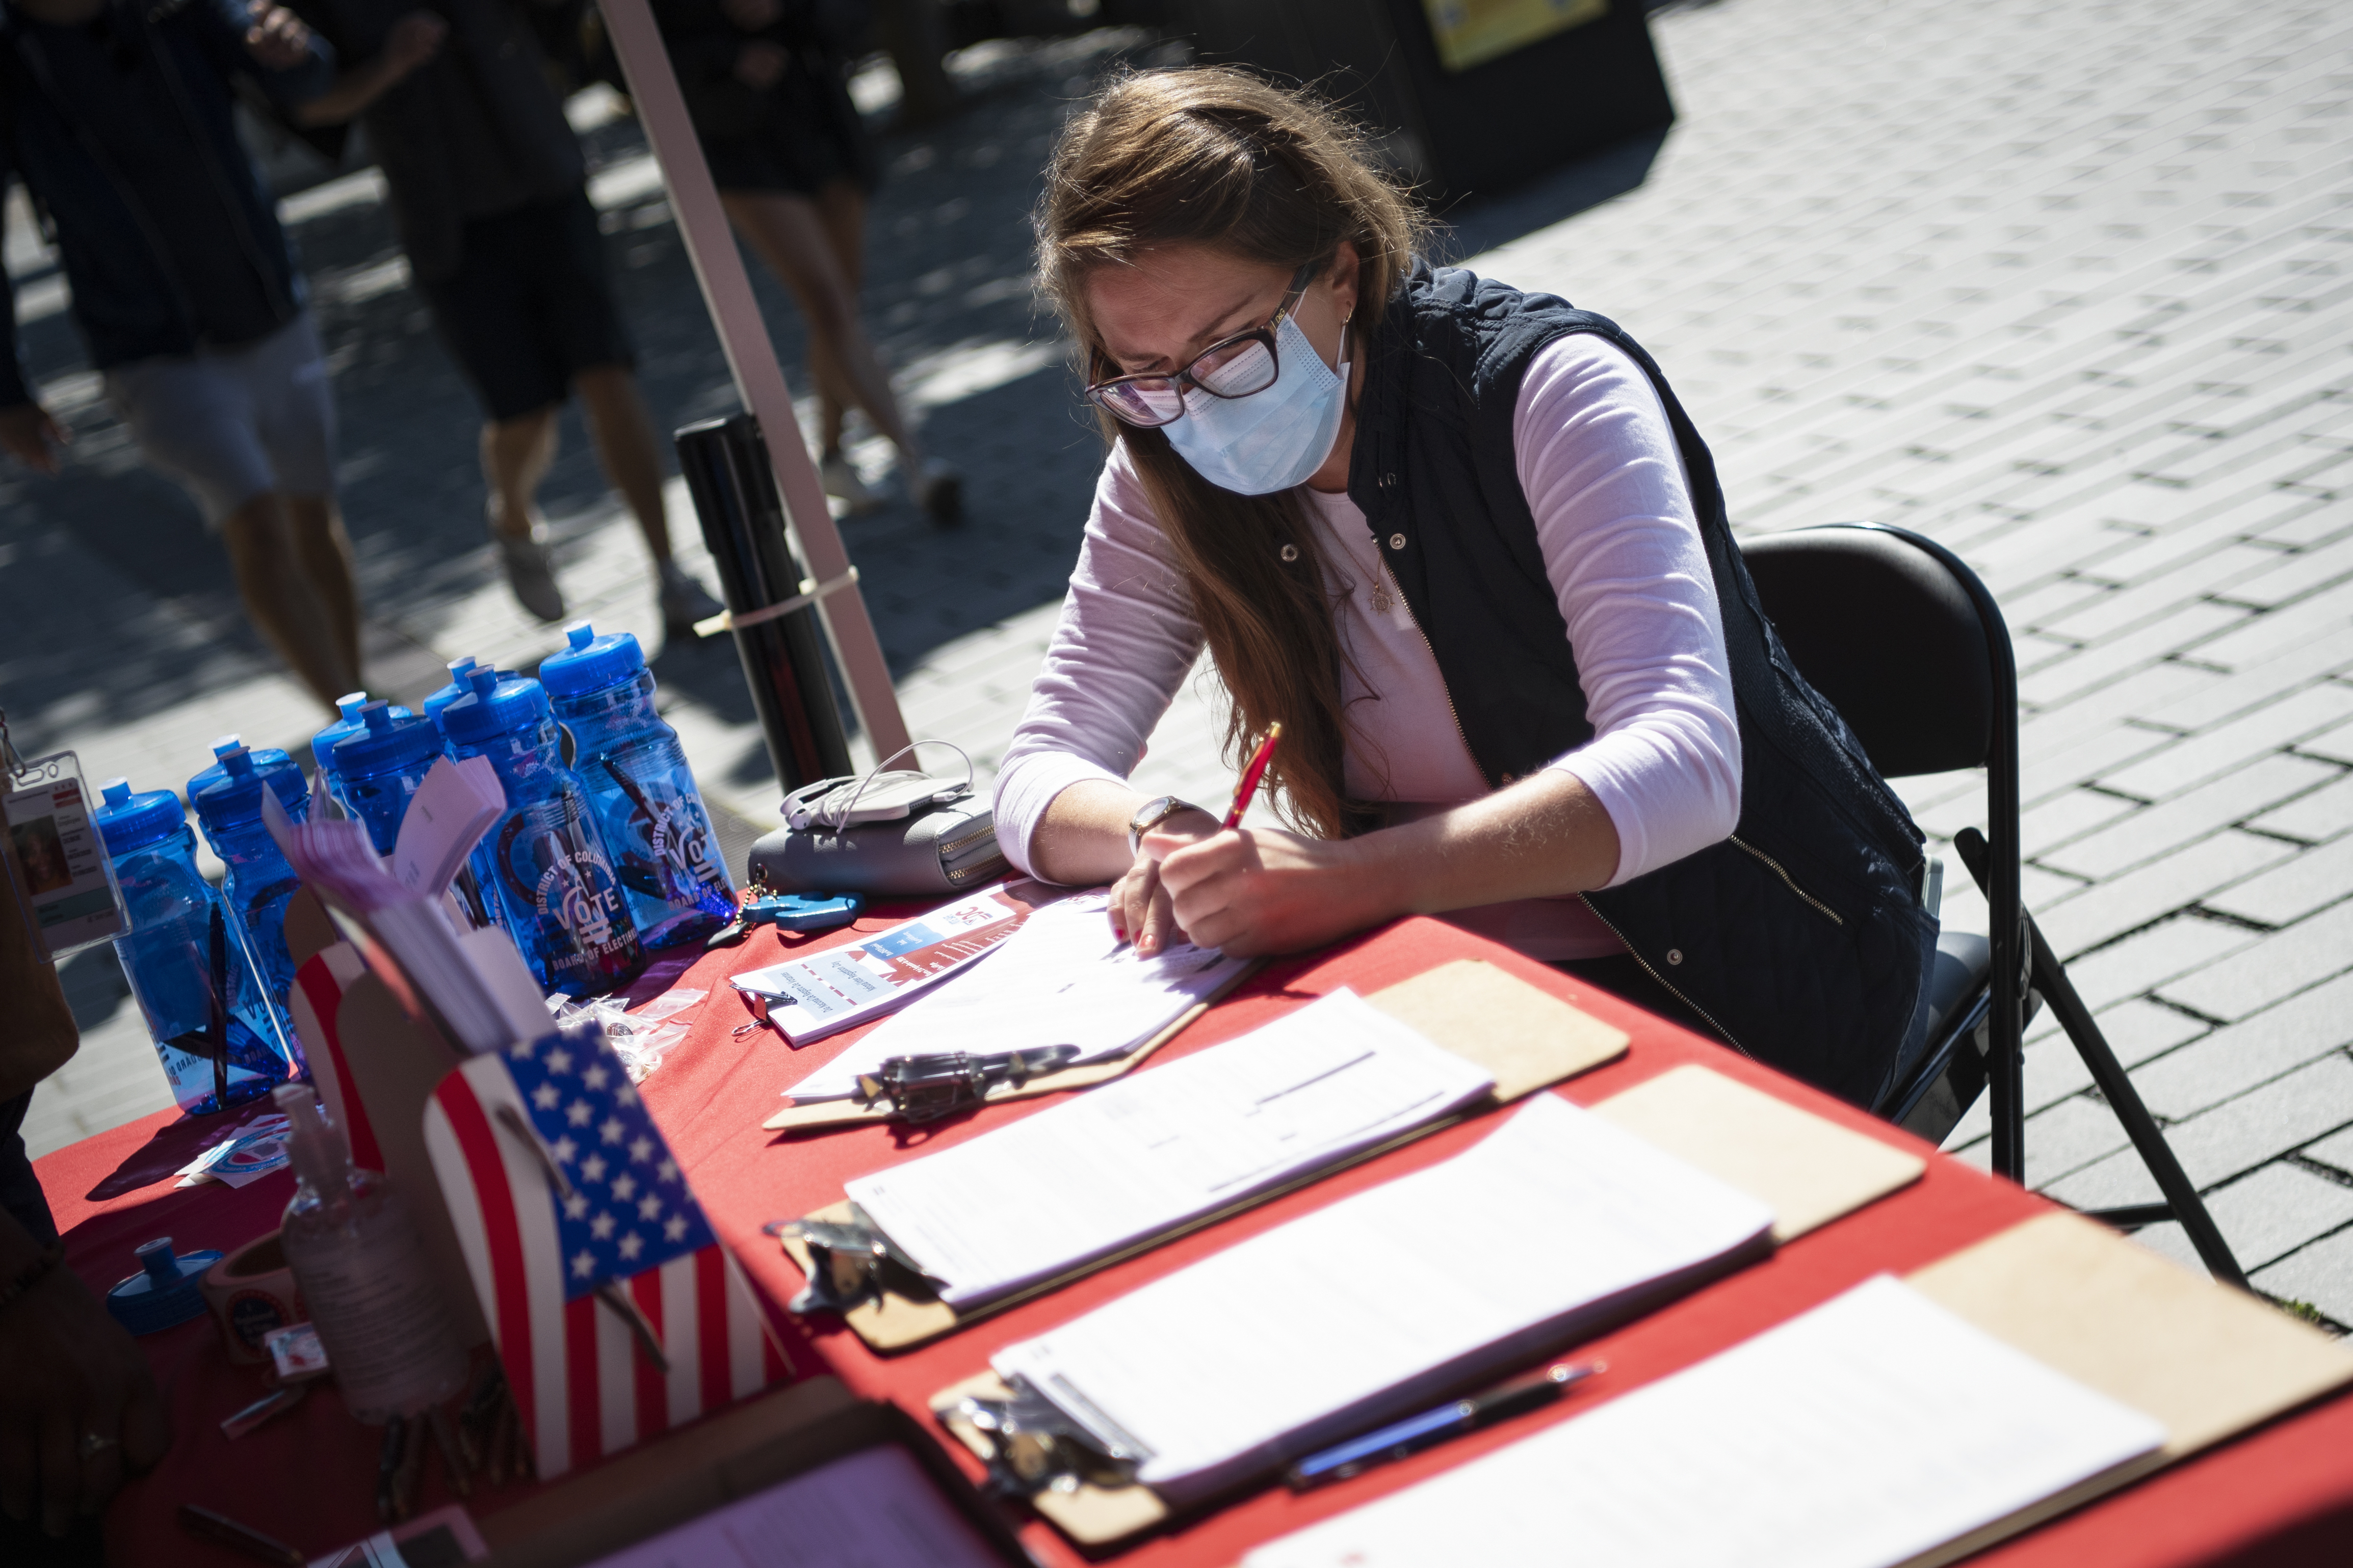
[187,739,311,1068]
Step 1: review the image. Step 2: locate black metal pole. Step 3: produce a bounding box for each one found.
[675,415,855,793]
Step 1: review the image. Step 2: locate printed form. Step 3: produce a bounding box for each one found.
[1244,1275,2166,1568]
[989,1093,1777,1502]
[846,989,1497,1307]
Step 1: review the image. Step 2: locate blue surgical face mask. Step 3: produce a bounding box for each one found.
[1160,313,1349,496]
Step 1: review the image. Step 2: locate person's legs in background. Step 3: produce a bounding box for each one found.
[281,495,362,683]
[217,493,360,708]
[480,404,567,623]
[809,179,883,515]
[720,185,962,524]
[573,365,722,635]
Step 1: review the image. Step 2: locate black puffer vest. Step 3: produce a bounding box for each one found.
[1349,264,1939,1108]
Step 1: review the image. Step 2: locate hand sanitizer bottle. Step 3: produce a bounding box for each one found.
[274,1083,467,1423]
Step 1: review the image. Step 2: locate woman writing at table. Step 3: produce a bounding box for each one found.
[992,69,1940,1109]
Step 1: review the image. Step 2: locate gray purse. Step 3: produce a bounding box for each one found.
[746,743,1009,897]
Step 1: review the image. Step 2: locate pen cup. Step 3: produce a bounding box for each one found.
[202,1230,306,1365]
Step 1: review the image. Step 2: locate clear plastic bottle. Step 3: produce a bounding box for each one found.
[93,778,298,1115]
[188,741,312,1067]
[540,622,736,948]
[273,1083,467,1424]
[309,692,385,812]
[443,669,645,996]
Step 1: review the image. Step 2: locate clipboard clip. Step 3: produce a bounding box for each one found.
[765,1204,942,1314]
[852,1045,1083,1124]
[953,1373,1149,1498]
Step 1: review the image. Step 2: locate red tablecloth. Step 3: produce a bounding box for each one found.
[43,914,2353,1566]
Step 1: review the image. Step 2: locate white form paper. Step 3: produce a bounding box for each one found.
[786,892,1253,1101]
[990,1093,1776,1502]
[581,1444,1007,1568]
[846,990,1496,1307]
[1244,1275,2168,1568]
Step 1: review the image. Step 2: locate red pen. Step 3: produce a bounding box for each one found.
[1223,723,1284,830]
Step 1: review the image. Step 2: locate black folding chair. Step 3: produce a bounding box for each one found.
[1738,522,2247,1287]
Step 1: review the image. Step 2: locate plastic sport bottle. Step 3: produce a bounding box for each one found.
[188,742,312,1069]
[273,1083,467,1424]
[92,779,298,1115]
[311,692,401,812]
[421,655,481,737]
[540,622,737,948]
[443,670,644,996]
[331,700,505,932]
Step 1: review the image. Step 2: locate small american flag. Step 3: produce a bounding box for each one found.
[423,1027,792,1477]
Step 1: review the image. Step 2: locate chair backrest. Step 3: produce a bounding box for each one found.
[1738,524,1997,779]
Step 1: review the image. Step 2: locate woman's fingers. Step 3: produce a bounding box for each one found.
[1134,881,1183,956]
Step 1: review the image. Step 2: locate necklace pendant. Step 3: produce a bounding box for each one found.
[1371,581,1392,614]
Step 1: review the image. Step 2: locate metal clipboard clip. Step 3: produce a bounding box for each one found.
[764,1204,943,1315]
[850,1045,1083,1124]
[953,1372,1153,1498]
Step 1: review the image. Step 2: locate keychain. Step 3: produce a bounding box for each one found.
[1,707,129,963]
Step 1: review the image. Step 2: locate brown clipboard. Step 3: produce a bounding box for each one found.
[927,1056,1930,1549]
[776,959,1635,1351]
[760,956,1267,1134]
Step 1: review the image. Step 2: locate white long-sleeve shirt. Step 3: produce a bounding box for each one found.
[994,333,1742,961]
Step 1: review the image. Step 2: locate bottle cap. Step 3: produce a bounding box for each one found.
[309,692,379,779]
[442,671,554,748]
[92,777,186,857]
[538,621,646,701]
[329,700,441,780]
[189,744,308,833]
[106,1237,221,1336]
[421,655,482,733]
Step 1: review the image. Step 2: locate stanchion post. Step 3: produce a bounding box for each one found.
[598,0,912,764]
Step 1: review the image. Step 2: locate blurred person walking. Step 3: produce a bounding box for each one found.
[655,0,961,523]
[289,0,726,633]
[0,0,363,714]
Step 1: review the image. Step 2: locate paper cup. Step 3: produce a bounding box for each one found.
[202,1231,305,1364]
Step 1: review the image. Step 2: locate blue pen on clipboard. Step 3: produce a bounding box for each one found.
[1283,1360,1603,1492]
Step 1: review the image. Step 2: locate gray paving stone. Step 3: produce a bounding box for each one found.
[2129,1162,2353,1274]
[2246,772,2353,842]
[2143,621,2353,733]
[2252,1227,2353,1325]
[2014,602,2247,708]
[2098,681,2353,800]
[2305,1127,2353,1178]
[2019,1094,2136,1189]
[2129,972,2353,1119]
[2221,529,2353,610]
[2160,896,2353,1022]
[2034,828,2299,957]
[2047,1052,2353,1208]
[2018,786,2144,859]
[2204,832,2353,927]
[2302,714,2353,767]
[2055,912,2261,1015]
[2039,751,2339,879]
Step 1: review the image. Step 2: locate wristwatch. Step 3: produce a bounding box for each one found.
[1128,794,1200,857]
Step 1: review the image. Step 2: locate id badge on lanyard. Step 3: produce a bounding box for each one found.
[3,709,129,962]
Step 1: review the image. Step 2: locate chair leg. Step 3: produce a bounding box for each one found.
[2020,913,2250,1289]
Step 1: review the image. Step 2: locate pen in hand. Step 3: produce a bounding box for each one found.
[1222,722,1283,830]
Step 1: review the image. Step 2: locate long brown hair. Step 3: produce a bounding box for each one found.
[1034,66,1427,837]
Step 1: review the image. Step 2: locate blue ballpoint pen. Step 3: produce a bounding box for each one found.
[1283,1361,1603,1492]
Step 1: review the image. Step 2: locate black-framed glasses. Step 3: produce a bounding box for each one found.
[1085,262,1319,429]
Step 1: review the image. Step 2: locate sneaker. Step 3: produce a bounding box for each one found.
[914,459,963,527]
[495,527,567,622]
[820,450,883,515]
[660,562,726,639]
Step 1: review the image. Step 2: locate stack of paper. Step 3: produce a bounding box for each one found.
[730,882,1053,1047]
[787,891,1252,1101]
[1242,1275,2167,1568]
[989,1093,1776,1504]
[846,990,1496,1308]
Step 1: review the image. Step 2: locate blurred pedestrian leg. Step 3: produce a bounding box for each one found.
[219,491,363,709]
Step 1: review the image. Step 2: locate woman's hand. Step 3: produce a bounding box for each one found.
[0,1258,171,1537]
[1146,826,1388,957]
[1107,810,1219,956]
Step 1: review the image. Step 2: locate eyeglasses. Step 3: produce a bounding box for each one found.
[1085,262,1319,429]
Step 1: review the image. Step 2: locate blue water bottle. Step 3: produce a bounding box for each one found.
[187,742,312,1071]
[311,691,387,811]
[331,700,506,933]
[443,672,644,996]
[540,623,736,948]
[422,656,481,736]
[93,779,299,1115]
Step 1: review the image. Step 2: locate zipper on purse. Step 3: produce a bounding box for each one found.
[1576,893,1755,1061]
[1729,835,1845,926]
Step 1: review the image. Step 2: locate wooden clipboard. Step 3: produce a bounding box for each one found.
[927,1056,1928,1549]
[776,960,1636,1351]
[761,957,1267,1133]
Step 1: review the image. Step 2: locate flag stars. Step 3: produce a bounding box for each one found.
[551,1135,578,1164]
[583,1063,609,1091]
[637,1193,664,1221]
[628,1135,653,1164]
[600,1116,626,1145]
[656,1158,679,1183]
[615,1084,639,1108]
[617,1232,645,1262]
[581,1153,608,1183]
[532,1083,561,1110]
[510,1040,536,1061]
[590,1211,617,1240]
[611,1174,638,1202]
[543,1046,573,1075]
[663,1214,689,1243]
[570,1249,595,1279]
[566,1099,593,1127]
[562,1192,589,1220]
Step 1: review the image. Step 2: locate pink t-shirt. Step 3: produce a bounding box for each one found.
[993,333,1742,961]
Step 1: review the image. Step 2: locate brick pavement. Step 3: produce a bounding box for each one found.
[8,0,2353,1330]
